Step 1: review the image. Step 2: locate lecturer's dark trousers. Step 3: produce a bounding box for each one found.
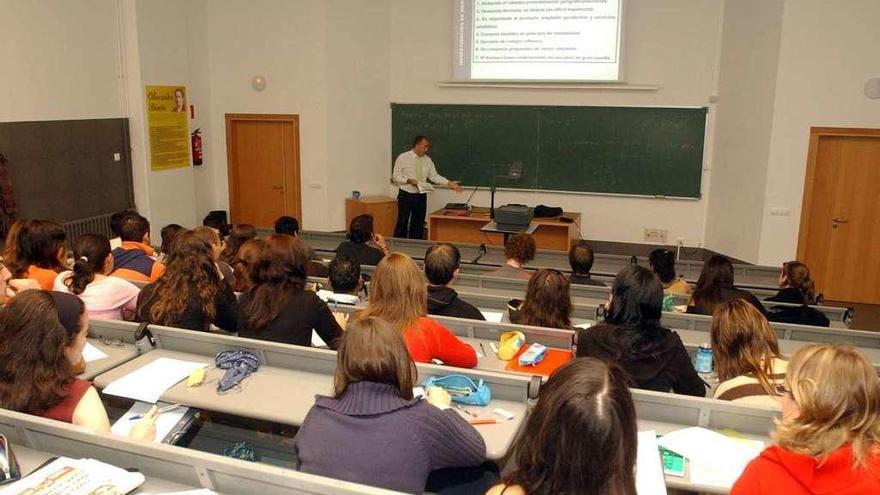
[394,189,427,239]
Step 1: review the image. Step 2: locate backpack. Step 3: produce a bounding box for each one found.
[767,304,830,327]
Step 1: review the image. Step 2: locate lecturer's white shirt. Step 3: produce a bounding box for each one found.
[392,150,449,194]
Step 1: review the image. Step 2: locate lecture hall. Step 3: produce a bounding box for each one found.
[0,0,878,494]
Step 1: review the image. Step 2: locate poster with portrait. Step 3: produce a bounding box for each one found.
[146,85,190,170]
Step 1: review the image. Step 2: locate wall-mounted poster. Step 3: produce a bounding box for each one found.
[146,85,190,170]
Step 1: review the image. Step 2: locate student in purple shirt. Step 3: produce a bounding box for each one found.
[293,316,488,494]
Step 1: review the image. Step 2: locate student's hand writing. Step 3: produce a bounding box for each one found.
[129,405,158,441]
[426,386,452,410]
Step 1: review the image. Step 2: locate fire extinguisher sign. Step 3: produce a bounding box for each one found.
[145,85,191,171]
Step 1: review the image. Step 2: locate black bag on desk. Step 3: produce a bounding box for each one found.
[533,205,563,218]
[767,304,830,327]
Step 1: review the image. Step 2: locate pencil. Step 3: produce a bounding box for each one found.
[468,418,505,425]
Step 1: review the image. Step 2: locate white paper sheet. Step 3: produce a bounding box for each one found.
[311,330,328,348]
[657,427,764,488]
[82,342,109,363]
[636,431,668,495]
[0,457,145,495]
[480,311,503,323]
[417,181,435,193]
[102,357,208,403]
[111,401,190,443]
[574,322,592,329]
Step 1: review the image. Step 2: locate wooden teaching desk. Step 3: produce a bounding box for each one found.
[427,207,580,251]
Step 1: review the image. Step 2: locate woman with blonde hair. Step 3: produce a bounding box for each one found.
[711,299,787,407]
[732,344,880,494]
[356,253,477,368]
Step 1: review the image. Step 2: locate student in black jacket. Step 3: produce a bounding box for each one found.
[765,260,817,305]
[425,243,485,321]
[687,255,768,317]
[568,241,606,287]
[136,231,239,332]
[577,265,706,397]
[238,234,343,348]
[334,214,389,268]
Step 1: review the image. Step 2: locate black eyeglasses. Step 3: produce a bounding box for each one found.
[0,435,21,485]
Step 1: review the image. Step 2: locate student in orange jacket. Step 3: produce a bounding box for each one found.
[110,213,165,283]
[732,344,880,494]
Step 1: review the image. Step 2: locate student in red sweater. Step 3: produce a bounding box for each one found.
[356,253,477,368]
[732,344,880,494]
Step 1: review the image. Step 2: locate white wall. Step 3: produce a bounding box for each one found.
[388,0,724,247]
[757,0,880,265]
[705,0,783,262]
[0,0,122,121]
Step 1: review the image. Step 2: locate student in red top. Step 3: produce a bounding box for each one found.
[0,290,156,440]
[110,213,165,283]
[732,344,880,494]
[1,219,69,290]
[356,253,477,368]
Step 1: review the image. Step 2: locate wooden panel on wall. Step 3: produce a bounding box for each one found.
[0,118,134,222]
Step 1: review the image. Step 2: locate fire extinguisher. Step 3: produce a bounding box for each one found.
[191,128,203,166]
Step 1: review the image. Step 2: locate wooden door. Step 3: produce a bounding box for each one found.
[226,114,301,228]
[798,128,880,304]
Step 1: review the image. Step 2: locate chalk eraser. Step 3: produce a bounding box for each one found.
[493,408,514,420]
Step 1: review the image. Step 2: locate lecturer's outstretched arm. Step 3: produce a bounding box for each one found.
[426,156,462,192]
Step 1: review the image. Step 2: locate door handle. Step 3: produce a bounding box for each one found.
[272,185,284,191]
[832,217,848,228]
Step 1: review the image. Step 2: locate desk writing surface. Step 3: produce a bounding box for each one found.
[93,350,524,460]
[81,338,139,380]
[12,445,198,493]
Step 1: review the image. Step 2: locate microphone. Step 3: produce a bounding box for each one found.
[471,243,488,264]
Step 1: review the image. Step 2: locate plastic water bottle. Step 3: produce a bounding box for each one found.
[695,343,713,374]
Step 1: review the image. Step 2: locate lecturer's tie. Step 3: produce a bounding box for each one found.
[415,155,424,184]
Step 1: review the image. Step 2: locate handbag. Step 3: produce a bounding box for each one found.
[422,374,492,406]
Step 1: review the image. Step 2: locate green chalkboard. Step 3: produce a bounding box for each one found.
[391,104,707,198]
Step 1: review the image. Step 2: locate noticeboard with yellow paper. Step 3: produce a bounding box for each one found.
[146,85,190,171]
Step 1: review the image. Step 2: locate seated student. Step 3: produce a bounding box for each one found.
[650,248,690,295]
[0,290,156,439]
[568,241,606,286]
[193,226,235,283]
[294,316,487,494]
[53,234,140,321]
[425,243,484,321]
[488,233,535,281]
[158,223,185,262]
[202,211,230,238]
[766,260,817,305]
[238,234,343,348]
[2,220,69,290]
[136,231,238,332]
[317,256,363,305]
[687,255,767,317]
[220,223,257,267]
[518,269,573,329]
[108,209,136,250]
[487,358,637,495]
[110,213,165,283]
[231,238,265,293]
[0,219,51,296]
[732,344,880,495]
[334,214,389,268]
[578,266,705,397]
[711,299,787,408]
[356,253,478,368]
[274,215,300,236]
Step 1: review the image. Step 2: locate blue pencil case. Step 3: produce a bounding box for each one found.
[422,374,492,406]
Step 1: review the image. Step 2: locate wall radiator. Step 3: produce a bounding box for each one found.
[62,213,114,245]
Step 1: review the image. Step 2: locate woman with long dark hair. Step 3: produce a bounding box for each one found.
[231,238,265,292]
[688,255,767,316]
[136,230,238,332]
[766,260,817,305]
[238,234,342,347]
[518,269,573,329]
[577,265,705,396]
[53,234,139,320]
[220,223,257,266]
[487,358,638,495]
[0,290,156,438]
[4,219,69,289]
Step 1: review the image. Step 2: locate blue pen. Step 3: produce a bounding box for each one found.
[129,403,181,421]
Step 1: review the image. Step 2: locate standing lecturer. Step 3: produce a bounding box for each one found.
[392,135,463,239]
